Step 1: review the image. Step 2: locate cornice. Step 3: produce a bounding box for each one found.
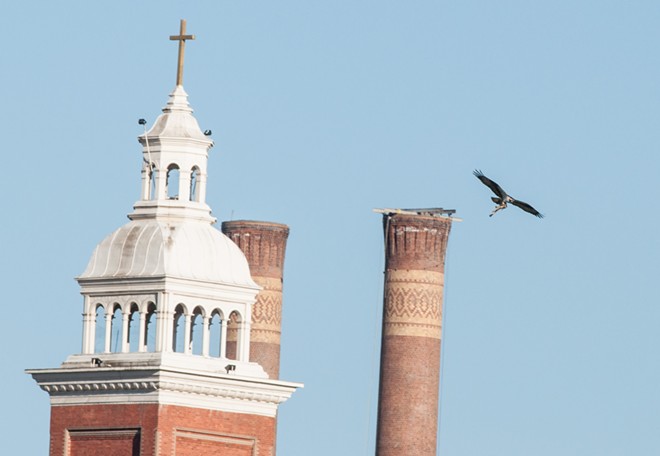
[27,364,302,417]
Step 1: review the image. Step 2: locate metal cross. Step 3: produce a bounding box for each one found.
[170,19,195,86]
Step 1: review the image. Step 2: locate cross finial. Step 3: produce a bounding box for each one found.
[170,19,195,86]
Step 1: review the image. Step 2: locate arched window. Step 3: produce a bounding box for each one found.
[128,303,140,352]
[209,310,223,358]
[110,305,123,353]
[94,304,106,354]
[166,164,180,200]
[190,307,204,355]
[190,167,200,202]
[172,304,186,353]
[144,303,156,352]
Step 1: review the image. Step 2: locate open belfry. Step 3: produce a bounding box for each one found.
[27,20,301,456]
[27,20,457,456]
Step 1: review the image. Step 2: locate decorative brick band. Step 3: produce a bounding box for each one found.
[252,294,282,341]
[383,270,444,339]
[221,220,289,380]
[383,213,451,271]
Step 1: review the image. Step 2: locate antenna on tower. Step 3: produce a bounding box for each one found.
[139,118,155,177]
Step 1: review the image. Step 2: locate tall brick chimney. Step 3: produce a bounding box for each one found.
[375,210,453,456]
[222,220,290,379]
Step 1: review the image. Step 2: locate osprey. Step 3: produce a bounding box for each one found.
[473,169,544,218]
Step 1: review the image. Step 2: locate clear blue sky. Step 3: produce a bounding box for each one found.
[3,2,660,455]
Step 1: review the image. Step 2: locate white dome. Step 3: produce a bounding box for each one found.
[80,219,257,287]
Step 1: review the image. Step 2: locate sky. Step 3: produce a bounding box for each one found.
[2,1,660,455]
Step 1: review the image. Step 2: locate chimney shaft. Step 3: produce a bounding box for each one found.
[221,220,290,379]
[376,213,452,456]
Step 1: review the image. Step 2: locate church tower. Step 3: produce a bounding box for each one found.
[28,20,301,456]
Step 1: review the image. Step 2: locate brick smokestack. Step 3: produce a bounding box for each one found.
[221,220,290,379]
[375,212,452,456]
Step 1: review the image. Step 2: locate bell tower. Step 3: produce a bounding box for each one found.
[28,20,301,456]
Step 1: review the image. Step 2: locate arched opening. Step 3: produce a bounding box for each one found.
[225,310,241,361]
[209,310,223,358]
[110,304,123,353]
[190,167,200,202]
[166,164,180,200]
[190,307,204,355]
[144,303,156,352]
[128,303,140,352]
[172,304,186,353]
[94,304,106,354]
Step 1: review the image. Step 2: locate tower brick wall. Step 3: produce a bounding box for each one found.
[375,213,452,456]
[222,220,290,379]
[49,403,276,456]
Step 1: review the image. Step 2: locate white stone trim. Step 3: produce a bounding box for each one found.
[27,363,302,418]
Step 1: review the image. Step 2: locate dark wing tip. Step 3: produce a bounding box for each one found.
[474,170,507,199]
[510,199,544,218]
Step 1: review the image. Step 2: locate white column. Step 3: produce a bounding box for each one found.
[240,305,252,362]
[202,316,211,357]
[184,313,192,354]
[220,319,228,358]
[104,312,113,353]
[239,319,252,362]
[121,311,130,353]
[155,166,167,200]
[141,166,151,200]
[156,309,173,352]
[81,296,94,354]
[197,172,208,204]
[156,293,171,352]
[138,311,147,352]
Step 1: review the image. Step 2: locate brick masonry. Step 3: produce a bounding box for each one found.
[222,220,290,380]
[49,403,276,456]
[376,213,452,456]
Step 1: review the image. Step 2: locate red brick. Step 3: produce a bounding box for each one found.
[376,213,452,456]
[49,404,276,456]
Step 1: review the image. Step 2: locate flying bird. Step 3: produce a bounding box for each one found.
[473,169,544,218]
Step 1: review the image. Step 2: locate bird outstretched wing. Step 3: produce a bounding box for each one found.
[473,169,507,200]
[510,199,544,218]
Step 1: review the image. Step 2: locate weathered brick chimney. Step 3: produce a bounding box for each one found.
[375,210,453,456]
[222,220,290,379]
